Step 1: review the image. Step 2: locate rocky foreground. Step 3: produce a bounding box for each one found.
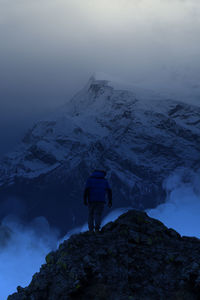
[8,210,200,300]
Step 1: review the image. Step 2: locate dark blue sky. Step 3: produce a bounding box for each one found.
[0,0,200,156]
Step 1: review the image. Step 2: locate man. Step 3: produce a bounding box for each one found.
[84,170,112,232]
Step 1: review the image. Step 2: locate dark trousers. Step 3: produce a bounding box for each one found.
[88,202,104,231]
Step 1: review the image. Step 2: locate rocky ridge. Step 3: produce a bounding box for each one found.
[8,209,200,300]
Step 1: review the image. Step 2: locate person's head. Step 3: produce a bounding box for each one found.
[90,169,107,178]
[90,162,107,175]
[94,169,107,176]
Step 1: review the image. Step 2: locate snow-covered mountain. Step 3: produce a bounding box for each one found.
[0,73,199,232]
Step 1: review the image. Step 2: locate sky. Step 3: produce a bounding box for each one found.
[0,0,200,156]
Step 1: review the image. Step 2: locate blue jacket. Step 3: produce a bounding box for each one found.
[84,170,112,203]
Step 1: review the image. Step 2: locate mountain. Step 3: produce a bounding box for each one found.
[0,73,199,232]
[8,209,200,300]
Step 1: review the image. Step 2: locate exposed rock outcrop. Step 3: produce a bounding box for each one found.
[8,210,200,300]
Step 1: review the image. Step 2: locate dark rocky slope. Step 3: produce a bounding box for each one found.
[8,210,200,300]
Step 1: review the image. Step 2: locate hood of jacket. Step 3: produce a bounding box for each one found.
[91,170,106,178]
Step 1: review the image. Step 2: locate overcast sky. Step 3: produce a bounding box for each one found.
[0,0,200,156]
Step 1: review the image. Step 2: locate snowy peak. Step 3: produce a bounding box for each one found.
[0,74,200,207]
[65,72,165,117]
[0,74,200,231]
[90,72,111,85]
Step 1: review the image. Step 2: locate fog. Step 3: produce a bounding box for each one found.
[0,0,200,155]
[148,168,200,237]
[0,215,59,299]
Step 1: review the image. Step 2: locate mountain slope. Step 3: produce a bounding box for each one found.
[8,209,200,300]
[0,74,199,232]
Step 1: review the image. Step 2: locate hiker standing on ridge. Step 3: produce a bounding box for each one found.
[84,170,112,232]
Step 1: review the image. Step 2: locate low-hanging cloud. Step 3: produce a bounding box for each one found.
[147,168,200,238]
[0,215,59,300]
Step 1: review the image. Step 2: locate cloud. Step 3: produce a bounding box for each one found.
[147,168,200,238]
[0,216,59,299]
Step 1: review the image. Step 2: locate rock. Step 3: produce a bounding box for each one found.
[8,209,200,300]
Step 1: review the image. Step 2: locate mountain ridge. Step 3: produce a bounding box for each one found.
[0,75,199,232]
